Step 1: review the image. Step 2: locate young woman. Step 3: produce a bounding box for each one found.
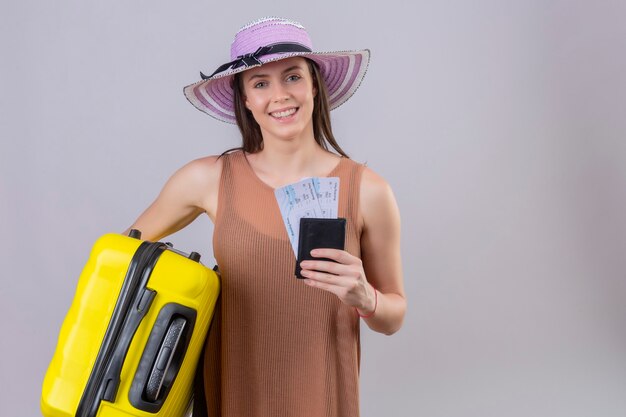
[124,17,406,417]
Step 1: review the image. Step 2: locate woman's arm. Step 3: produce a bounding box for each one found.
[357,166,406,335]
[299,166,406,335]
[122,155,222,242]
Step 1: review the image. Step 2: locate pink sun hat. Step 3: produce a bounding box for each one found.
[183,17,370,124]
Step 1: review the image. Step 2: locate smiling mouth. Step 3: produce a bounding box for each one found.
[269,107,299,119]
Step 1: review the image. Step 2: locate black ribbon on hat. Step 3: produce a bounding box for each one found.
[200,43,313,80]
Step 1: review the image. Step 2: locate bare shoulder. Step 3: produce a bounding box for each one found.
[178,154,223,186]
[360,165,393,195]
[172,154,223,220]
[359,165,399,230]
[122,154,225,240]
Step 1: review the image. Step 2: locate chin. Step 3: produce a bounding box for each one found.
[260,117,314,142]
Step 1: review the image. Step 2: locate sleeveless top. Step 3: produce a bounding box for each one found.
[200,150,366,417]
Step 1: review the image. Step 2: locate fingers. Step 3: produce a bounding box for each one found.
[302,270,368,309]
[302,249,361,271]
[302,276,342,294]
[300,259,346,276]
[301,270,353,298]
[300,259,356,294]
[300,250,372,310]
[300,248,363,284]
[300,268,346,285]
[309,248,357,264]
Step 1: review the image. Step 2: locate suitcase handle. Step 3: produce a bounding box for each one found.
[144,316,187,402]
[129,303,197,413]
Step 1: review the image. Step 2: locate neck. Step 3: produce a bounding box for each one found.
[246,132,340,187]
[257,140,325,175]
[256,123,322,170]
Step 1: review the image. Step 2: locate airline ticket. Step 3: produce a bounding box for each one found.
[274,177,340,257]
[311,177,340,219]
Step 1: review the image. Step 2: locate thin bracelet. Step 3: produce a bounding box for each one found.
[356,286,378,318]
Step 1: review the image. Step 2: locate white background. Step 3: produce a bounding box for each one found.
[1,1,625,416]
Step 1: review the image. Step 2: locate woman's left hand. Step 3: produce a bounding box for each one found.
[299,248,376,314]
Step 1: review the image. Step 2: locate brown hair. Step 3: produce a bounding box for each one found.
[221,58,349,158]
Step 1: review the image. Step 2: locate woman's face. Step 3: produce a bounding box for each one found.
[241,57,317,143]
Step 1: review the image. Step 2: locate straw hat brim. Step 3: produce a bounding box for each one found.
[183,49,370,124]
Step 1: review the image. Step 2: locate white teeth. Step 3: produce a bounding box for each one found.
[271,108,297,118]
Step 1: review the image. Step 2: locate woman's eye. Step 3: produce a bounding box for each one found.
[254,81,267,88]
[287,75,301,82]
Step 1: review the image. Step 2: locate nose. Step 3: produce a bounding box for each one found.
[271,83,290,103]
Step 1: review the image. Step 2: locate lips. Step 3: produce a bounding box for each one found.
[269,107,298,119]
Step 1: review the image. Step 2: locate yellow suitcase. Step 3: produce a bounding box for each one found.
[41,230,220,417]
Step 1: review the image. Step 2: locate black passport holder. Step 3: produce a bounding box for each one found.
[295,217,346,278]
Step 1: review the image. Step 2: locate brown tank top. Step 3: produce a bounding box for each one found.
[201,150,365,417]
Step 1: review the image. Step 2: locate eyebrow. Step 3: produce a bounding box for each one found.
[247,65,304,81]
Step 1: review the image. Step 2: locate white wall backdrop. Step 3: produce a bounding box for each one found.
[1,1,625,416]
